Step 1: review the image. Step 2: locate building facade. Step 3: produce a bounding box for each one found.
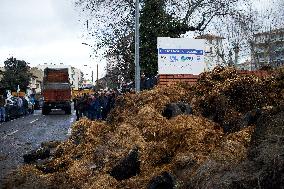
[252,28,284,69]
[0,67,44,95]
[195,34,225,71]
[37,63,84,90]
[236,60,253,71]
[28,67,44,94]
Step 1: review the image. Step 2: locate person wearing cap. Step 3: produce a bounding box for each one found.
[0,95,7,122]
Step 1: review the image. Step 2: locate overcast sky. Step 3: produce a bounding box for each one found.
[0,0,105,80]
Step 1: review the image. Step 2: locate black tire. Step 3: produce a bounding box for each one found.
[42,106,50,115]
[65,105,71,115]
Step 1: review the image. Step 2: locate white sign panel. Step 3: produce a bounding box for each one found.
[157,37,205,75]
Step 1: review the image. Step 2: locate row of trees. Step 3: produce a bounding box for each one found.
[0,57,32,93]
[75,0,284,86]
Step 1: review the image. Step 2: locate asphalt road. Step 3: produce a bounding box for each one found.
[0,108,76,180]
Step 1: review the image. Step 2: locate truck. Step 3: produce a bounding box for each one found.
[42,68,72,115]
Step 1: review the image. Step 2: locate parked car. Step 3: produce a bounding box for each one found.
[5,97,21,121]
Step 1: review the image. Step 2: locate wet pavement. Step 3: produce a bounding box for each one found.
[0,108,76,180]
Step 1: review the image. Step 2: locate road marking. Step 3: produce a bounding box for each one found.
[2,130,19,139]
[7,130,18,136]
[30,119,39,124]
[67,128,72,136]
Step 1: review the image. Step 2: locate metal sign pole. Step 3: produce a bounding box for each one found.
[135,0,140,92]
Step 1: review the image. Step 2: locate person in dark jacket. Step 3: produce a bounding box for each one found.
[22,97,29,115]
[87,95,96,120]
[101,92,109,120]
[75,95,84,121]
[94,93,102,120]
[0,95,6,122]
[73,95,80,121]
[82,94,89,117]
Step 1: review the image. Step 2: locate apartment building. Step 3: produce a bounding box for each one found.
[252,28,284,69]
[195,34,225,71]
[28,67,44,94]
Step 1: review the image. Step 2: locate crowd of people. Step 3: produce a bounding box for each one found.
[0,94,35,122]
[73,90,118,121]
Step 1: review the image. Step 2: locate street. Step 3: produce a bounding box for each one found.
[0,108,76,180]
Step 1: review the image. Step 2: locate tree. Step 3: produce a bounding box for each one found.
[0,57,32,91]
[76,0,249,78]
[139,0,190,76]
[105,0,186,80]
[105,33,135,85]
[76,0,248,48]
[212,0,284,69]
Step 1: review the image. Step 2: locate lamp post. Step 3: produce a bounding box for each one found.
[135,0,140,92]
[82,43,97,87]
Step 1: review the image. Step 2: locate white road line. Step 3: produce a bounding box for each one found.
[30,119,39,124]
[2,130,19,140]
[7,130,18,136]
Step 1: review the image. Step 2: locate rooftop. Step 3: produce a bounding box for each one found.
[254,28,284,37]
[195,34,225,40]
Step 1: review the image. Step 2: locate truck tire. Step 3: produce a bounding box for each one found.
[42,106,50,115]
[65,105,71,115]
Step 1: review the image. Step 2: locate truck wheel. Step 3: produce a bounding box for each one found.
[42,106,50,115]
[65,106,71,115]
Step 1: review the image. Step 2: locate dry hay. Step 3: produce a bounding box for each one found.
[3,66,284,189]
[107,84,191,124]
[192,66,284,133]
[3,112,254,189]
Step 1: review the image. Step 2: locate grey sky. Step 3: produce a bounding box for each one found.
[0,0,282,81]
[0,0,105,80]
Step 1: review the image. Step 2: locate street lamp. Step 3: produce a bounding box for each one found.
[83,65,94,84]
[82,43,96,84]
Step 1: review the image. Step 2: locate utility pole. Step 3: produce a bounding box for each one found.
[91,70,94,84]
[135,0,140,92]
[96,64,99,87]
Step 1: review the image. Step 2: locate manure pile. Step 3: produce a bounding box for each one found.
[2,67,284,189]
